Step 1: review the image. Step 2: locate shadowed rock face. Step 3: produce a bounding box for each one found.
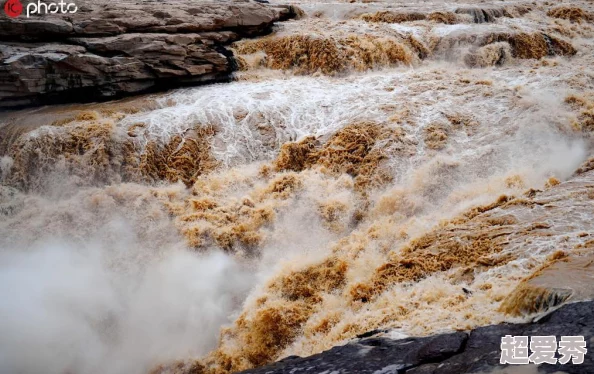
[239,300,594,374]
[0,0,298,108]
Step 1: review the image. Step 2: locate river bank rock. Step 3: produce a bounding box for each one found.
[0,0,299,108]
[239,300,594,374]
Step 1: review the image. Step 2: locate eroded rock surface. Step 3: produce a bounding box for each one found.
[0,0,298,108]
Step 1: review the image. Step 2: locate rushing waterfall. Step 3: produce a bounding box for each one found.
[1,1,594,374]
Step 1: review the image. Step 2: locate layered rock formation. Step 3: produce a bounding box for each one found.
[0,0,298,108]
[239,300,594,374]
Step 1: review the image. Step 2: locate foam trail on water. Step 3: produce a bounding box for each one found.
[121,75,405,166]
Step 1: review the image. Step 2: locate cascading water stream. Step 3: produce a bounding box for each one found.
[1,1,594,374]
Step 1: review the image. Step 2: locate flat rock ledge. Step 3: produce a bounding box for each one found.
[240,300,594,374]
[0,0,299,108]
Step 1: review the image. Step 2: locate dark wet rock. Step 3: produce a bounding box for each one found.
[239,300,594,374]
[455,7,506,23]
[0,0,299,108]
[454,5,531,23]
[357,328,391,339]
[239,332,468,374]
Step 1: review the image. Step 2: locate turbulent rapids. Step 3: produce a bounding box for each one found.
[1,0,594,373]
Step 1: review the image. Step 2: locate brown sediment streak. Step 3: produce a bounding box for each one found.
[565,93,594,132]
[214,300,315,372]
[427,12,458,25]
[233,34,415,75]
[349,206,518,302]
[1,119,408,252]
[499,250,594,316]
[423,122,449,150]
[499,283,573,317]
[498,250,571,317]
[199,259,349,372]
[175,175,283,251]
[193,165,594,374]
[360,11,427,24]
[464,42,512,68]
[454,7,507,24]
[234,35,344,75]
[4,119,118,191]
[302,122,394,192]
[1,111,219,191]
[507,33,575,59]
[135,126,220,187]
[436,32,576,63]
[0,122,46,157]
[574,157,594,175]
[230,2,583,79]
[171,122,410,252]
[148,95,594,372]
[548,7,593,23]
[193,197,528,373]
[274,122,411,193]
[270,257,349,302]
[273,136,321,172]
[360,6,530,25]
[205,258,349,370]
[405,34,431,60]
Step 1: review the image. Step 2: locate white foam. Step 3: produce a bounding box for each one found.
[121,74,408,166]
[432,24,473,37]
